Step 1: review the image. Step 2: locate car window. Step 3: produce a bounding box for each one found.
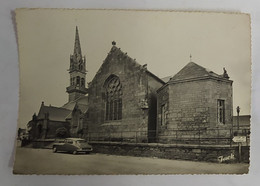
[66,140,73,144]
[77,140,87,144]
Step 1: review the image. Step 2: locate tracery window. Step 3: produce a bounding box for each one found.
[104,75,122,121]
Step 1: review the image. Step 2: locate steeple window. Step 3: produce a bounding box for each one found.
[81,78,85,87]
[76,76,80,86]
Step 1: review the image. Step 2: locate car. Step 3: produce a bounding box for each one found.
[52,138,93,154]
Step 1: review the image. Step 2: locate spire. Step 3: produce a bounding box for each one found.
[190,54,192,62]
[74,26,82,57]
[67,26,87,102]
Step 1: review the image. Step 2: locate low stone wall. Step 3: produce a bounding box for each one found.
[90,142,249,163]
[32,139,55,149]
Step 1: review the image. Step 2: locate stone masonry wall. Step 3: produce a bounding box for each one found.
[90,142,249,163]
[87,47,163,142]
[157,78,233,144]
[147,75,165,142]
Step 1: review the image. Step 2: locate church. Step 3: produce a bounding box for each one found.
[27,27,233,145]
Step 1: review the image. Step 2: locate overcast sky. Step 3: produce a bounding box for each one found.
[16,9,251,128]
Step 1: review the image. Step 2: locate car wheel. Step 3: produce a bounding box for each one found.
[53,147,57,153]
[72,150,77,155]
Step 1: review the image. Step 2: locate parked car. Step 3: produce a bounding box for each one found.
[52,138,93,154]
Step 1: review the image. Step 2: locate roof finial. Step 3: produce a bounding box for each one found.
[223,67,230,79]
[190,54,192,62]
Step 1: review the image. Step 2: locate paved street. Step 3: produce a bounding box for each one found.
[13,147,249,175]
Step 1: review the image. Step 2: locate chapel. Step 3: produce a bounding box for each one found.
[27,27,233,145]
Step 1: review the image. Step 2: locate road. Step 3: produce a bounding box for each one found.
[13,147,249,175]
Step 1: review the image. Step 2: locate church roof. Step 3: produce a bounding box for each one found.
[62,96,88,111]
[161,76,172,83]
[157,62,232,92]
[38,103,71,122]
[169,62,227,83]
[74,26,82,58]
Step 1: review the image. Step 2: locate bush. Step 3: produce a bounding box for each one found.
[56,127,68,138]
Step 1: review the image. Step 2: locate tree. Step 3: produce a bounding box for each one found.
[55,127,68,138]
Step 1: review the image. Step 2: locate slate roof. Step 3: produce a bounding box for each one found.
[62,96,88,112]
[169,62,226,83]
[37,104,71,122]
[65,104,88,120]
[161,76,172,83]
[62,96,88,119]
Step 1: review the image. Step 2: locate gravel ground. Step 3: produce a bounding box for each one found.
[13,147,249,175]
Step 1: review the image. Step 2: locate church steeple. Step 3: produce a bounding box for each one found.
[74,26,82,58]
[66,26,88,102]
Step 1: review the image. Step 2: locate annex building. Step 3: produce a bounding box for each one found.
[27,27,235,146]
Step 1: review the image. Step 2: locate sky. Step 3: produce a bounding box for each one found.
[16,9,251,128]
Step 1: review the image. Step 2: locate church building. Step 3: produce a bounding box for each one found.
[86,42,165,143]
[27,27,233,145]
[27,27,88,139]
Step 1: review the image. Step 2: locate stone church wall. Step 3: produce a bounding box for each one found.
[87,47,163,142]
[157,79,233,143]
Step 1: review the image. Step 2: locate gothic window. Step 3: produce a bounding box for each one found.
[81,78,85,87]
[217,99,225,124]
[76,76,80,86]
[104,75,122,121]
[72,77,75,85]
[70,78,73,85]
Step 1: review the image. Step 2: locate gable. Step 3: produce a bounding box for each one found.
[89,45,164,91]
[38,104,71,122]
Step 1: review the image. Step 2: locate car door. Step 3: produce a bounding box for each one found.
[58,139,67,151]
[65,139,75,152]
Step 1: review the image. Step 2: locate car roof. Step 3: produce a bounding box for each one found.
[65,138,85,141]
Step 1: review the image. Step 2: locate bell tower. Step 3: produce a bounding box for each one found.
[66,26,88,102]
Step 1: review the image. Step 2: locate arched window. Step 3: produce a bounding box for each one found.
[76,76,80,86]
[104,75,122,121]
[81,78,85,87]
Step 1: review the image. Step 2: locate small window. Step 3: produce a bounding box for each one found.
[76,76,80,86]
[67,140,73,144]
[217,99,225,124]
[81,78,85,87]
[161,104,166,125]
